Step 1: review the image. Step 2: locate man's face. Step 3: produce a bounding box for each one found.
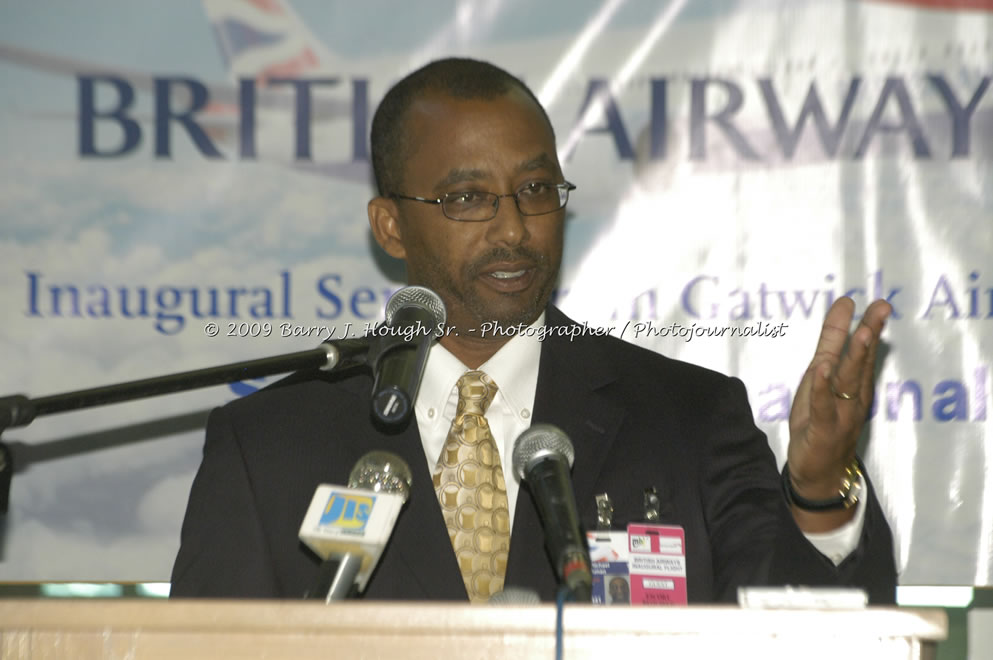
[377,89,566,336]
[609,577,630,604]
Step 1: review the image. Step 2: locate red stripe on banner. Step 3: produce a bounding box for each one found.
[246,0,286,15]
[257,47,320,86]
[868,0,993,11]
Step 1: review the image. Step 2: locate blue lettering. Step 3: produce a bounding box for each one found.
[649,78,667,159]
[933,380,968,421]
[51,285,81,317]
[759,78,860,159]
[352,78,369,162]
[886,380,922,421]
[86,285,112,317]
[249,288,274,318]
[690,78,759,161]
[854,77,931,159]
[927,74,990,158]
[155,287,184,335]
[681,275,718,319]
[758,384,791,422]
[776,289,819,318]
[269,78,339,160]
[316,274,343,319]
[26,271,41,316]
[728,289,752,321]
[975,366,989,421]
[119,286,149,319]
[758,283,776,320]
[350,287,376,319]
[154,78,223,158]
[226,288,247,317]
[190,288,220,318]
[280,269,292,318]
[567,79,634,161]
[239,78,256,158]
[631,289,658,320]
[78,76,141,157]
[922,275,961,319]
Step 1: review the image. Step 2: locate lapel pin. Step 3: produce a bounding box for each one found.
[643,487,661,522]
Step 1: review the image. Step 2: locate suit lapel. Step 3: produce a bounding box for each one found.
[505,306,625,598]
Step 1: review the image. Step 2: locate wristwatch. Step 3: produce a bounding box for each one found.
[782,457,863,512]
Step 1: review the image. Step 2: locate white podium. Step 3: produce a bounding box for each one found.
[0,599,947,659]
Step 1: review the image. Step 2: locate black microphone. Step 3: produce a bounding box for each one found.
[512,424,593,602]
[300,451,413,602]
[371,286,446,425]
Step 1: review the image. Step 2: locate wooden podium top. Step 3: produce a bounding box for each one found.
[0,599,947,659]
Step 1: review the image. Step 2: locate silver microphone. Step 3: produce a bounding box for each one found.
[302,451,412,602]
[512,424,592,602]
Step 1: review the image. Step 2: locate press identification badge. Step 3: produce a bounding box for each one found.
[586,523,687,605]
[627,523,687,605]
[587,530,630,605]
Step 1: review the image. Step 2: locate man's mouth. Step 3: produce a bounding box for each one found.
[489,270,527,280]
[478,262,538,293]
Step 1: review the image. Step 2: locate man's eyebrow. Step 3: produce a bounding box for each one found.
[432,154,559,190]
[434,168,488,190]
[518,153,558,172]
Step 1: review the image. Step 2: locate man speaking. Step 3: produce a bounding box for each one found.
[170,58,896,603]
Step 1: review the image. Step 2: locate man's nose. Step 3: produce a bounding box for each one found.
[485,193,529,247]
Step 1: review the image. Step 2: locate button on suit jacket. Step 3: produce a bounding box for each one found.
[171,306,896,603]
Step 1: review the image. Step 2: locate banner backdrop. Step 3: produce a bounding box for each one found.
[0,0,990,585]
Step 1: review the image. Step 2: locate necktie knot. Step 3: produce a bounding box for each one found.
[455,370,498,421]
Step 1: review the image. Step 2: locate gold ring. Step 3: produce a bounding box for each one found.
[831,382,856,400]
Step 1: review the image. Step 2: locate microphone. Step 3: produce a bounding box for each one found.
[488,586,541,605]
[371,286,446,426]
[512,424,593,602]
[299,451,413,602]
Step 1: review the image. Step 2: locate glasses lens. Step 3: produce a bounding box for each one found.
[517,183,569,215]
[442,191,498,221]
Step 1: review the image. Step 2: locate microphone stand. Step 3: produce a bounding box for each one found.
[305,554,363,603]
[0,335,407,514]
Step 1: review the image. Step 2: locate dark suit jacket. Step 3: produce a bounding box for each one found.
[171,306,896,603]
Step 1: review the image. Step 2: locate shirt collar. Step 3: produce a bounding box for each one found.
[414,312,545,422]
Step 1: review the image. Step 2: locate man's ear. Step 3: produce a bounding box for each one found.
[368,197,407,260]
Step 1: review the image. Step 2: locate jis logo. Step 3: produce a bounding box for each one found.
[319,492,375,533]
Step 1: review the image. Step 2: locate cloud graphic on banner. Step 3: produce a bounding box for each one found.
[0,158,374,258]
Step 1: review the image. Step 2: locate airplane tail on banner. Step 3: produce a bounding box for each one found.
[203,0,338,83]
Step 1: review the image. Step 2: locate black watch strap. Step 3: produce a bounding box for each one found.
[782,458,863,512]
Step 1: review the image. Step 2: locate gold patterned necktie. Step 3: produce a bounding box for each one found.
[432,370,511,603]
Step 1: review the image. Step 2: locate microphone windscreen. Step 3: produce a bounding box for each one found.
[512,424,575,481]
[385,286,447,336]
[488,586,541,605]
[347,451,412,503]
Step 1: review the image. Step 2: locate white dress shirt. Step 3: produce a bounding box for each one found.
[413,313,864,566]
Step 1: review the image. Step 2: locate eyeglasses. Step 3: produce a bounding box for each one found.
[391,181,576,222]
